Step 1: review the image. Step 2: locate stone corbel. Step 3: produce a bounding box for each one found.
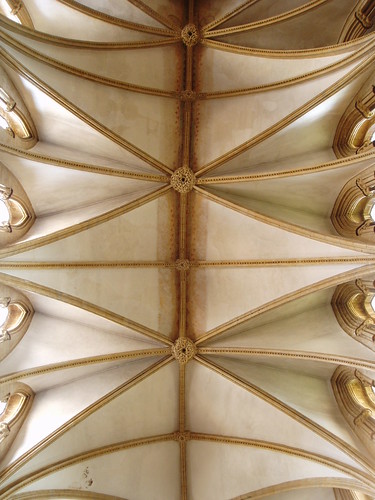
[355,177,374,197]
[355,318,375,338]
[355,99,375,120]
[356,218,375,235]
[355,9,373,29]
[0,422,10,443]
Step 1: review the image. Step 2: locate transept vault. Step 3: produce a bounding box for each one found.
[0,1,374,499]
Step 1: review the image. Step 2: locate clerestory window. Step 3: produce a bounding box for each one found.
[0,296,28,344]
[332,279,375,352]
[0,384,33,457]
[332,367,375,461]
[0,87,33,140]
[0,0,33,28]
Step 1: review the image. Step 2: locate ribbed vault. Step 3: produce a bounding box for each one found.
[0,1,374,499]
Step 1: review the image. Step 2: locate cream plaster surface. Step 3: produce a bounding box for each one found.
[209,302,375,363]
[212,355,364,450]
[3,28,181,91]
[198,44,360,92]
[22,0,163,42]
[186,361,362,468]
[7,70,158,170]
[3,267,177,336]
[4,51,180,167]
[9,362,179,484]
[215,0,356,49]
[218,0,327,27]
[18,441,181,499]
[5,192,175,261]
[191,195,366,260]
[13,188,159,248]
[208,75,369,176]
[73,0,166,27]
[187,441,352,500]
[0,312,159,374]
[0,356,161,471]
[195,59,364,166]
[189,264,363,335]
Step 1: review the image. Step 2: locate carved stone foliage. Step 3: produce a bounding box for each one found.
[339,0,375,42]
[0,283,33,362]
[170,167,195,193]
[332,367,375,460]
[181,24,199,47]
[331,166,375,242]
[172,338,196,365]
[333,74,375,158]
[0,382,34,459]
[332,279,375,352]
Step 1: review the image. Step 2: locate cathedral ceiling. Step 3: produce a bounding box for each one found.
[0,1,374,499]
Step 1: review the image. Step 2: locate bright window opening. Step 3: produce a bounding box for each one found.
[0,306,8,329]
[371,295,375,313]
[370,204,375,222]
[0,399,6,416]
[0,200,9,224]
[0,115,9,131]
[371,130,375,143]
[0,0,21,23]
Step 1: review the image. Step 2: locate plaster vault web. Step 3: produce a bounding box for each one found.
[0,1,375,499]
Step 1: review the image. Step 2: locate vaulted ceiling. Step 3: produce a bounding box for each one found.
[0,1,375,499]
